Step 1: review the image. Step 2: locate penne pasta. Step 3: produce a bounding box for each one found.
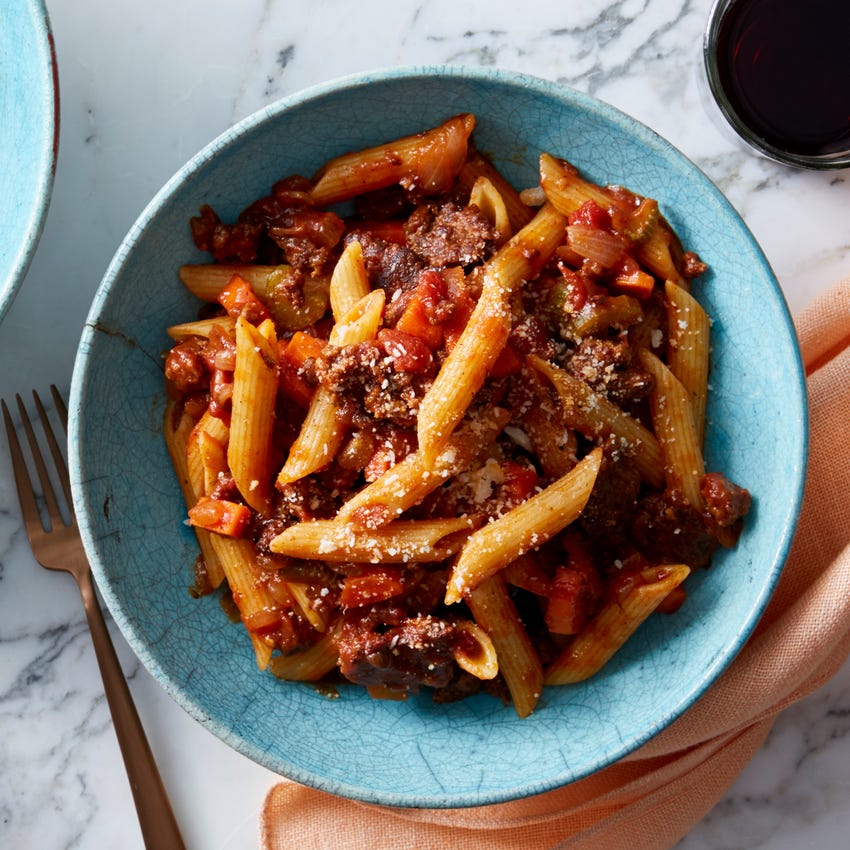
[336,406,510,527]
[452,620,499,681]
[639,348,706,509]
[228,315,278,515]
[276,288,386,486]
[163,400,226,590]
[665,279,711,446]
[416,203,567,461]
[528,355,665,490]
[163,116,751,713]
[539,152,686,286]
[467,575,543,718]
[269,627,341,682]
[329,238,370,320]
[545,564,690,684]
[269,517,473,563]
[207,535,278,670]
[468,175,512,244]
[310,114,476,206]
[445,448,602,604]
[457,146,535,232]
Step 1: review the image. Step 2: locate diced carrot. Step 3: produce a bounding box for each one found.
[278,331,324,407]
[340,567,405,609]
[612,263,656,300]
[545,535,603,635]
[283,331,325,367]
[217,274,271,322]
[188,496,251,537]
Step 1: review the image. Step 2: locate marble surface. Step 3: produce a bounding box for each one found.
[0,1,848,848]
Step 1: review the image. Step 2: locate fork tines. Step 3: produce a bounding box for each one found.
[2,386,72,534]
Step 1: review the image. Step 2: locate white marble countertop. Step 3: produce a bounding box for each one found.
[2,1,849,848]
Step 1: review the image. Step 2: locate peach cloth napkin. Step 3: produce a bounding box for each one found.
[260,280,850,850]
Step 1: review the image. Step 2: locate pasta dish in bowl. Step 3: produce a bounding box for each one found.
[69,67,806,807]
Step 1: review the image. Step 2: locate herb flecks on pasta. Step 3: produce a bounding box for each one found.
[164,115,751,716]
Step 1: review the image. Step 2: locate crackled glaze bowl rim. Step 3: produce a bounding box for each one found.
[69,65,807,808]
[0,0,60,323]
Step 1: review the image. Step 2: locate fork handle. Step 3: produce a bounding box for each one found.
[77,569,187,850]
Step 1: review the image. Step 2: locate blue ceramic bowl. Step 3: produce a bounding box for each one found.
[69,67,807,807]
[0,0,59,323]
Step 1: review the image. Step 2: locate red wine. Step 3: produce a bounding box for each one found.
[713,0,850,157]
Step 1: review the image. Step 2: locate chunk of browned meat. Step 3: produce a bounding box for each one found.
[404,201,496,267]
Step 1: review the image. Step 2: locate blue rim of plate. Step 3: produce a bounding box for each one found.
[70,65,808,807]
[0,0,60,323]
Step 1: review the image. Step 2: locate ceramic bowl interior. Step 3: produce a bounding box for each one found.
[0,0,59,322]
[69,66,807,808]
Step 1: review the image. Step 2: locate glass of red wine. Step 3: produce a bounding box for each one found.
[703,0,850,169]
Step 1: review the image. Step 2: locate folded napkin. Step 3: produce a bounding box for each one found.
[260,280,850,850]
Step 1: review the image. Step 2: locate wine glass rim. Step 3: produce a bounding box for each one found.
[702,0,850,170]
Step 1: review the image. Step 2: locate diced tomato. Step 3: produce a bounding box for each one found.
[568,199,612,231]
[278,331,324,406]
[489,342,522,377]
[500,461,539,503]
[377,328,433,373]
[187,496,251,537]
[340,567,405,609]
[395,270,448,349]
[217,274,271,323]
[346,219,407,244]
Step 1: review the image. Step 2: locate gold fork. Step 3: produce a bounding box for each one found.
[2,387,186,850]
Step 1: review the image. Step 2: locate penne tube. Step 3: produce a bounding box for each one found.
[452,620,499,680]
[228,315,278,515]
[269,628,341,682]
[467,574,543,718]
[329,239,370,320]
[269,517,473,563]
[286,580,332,633]
[665,279,711,446]
[327,287,385,347]
[416,203,567,461]
[638,348,706,509]
[539,152,686,286]
[186,412,230,498]
[179,264,279,301]
[468,175,512,244]
[528,355,665,490]
[310,114,475,206]
[457,147,535,232]
[163,400,226,590]
[445,447,602,604]
[539,152,615,216]
[178,263,330,330]
[277,289,386,486]
[166,315,236,341]
[336,407,510,527]
[544,564,690,684]
[207,534,279,670]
